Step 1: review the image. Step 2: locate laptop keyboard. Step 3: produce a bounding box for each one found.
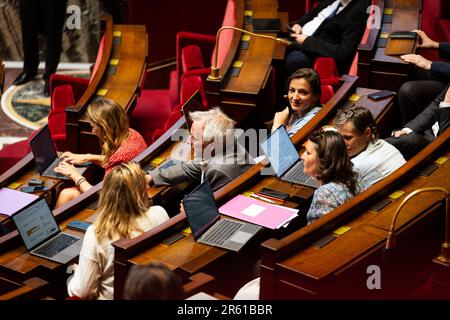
[34,233,78,258]
[202,220,243,246]
[43,158,69,180]
[283,161,319,187]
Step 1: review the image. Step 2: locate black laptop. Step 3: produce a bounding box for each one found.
[182,180,261,252]
[181,90,204,132]
[11,197,82,264]
[260,125,319,188]
[29,124,69,180]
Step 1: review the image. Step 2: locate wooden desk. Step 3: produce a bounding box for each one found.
[206,0,285,127]
[364,0,421,90]
[260,127,450,299]
[0,276,49,300]
[0,98,193,295]
[110,76,359,298]
[66,18,148,154]
[0,169,63,225]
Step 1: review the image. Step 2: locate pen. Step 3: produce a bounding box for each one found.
[250,193,276,204]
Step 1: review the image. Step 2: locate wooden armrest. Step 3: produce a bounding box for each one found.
[0,277,49,300]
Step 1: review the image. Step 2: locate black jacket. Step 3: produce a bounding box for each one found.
[292,0,370,74]
[406,84,450,140]
[431,42,450,82]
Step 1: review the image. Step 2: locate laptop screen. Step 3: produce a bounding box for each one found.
[181,91,204,133]
[260,126,300,177]
[12,198,60,251]
[182,180,220,240]
[29,125,58,174]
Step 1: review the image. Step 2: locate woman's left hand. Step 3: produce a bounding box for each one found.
[54,161,81,181]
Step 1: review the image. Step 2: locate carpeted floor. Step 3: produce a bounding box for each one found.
[0,67,33,149]
[0,67,89,150]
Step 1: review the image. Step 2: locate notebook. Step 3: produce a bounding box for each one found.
[29,124,70,180]
[182,180,261,252]
[11,197,82,264]
[181,90,204,132]
[260,126,319,188]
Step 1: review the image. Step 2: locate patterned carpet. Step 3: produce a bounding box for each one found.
[0,70,89,149]
[2,76,50,130]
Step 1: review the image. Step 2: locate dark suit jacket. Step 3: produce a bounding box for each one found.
[292,0,370,74]
[430,42,450,82]
[406,84,450,140]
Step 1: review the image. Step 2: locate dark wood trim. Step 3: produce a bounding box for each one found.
[65,16,113,152]
[260,127,450,298]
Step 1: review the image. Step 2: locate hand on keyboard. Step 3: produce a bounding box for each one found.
[54,161,80,181]
[59,152,90,165]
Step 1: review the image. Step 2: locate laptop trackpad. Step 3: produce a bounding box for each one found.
[230,231,253,244]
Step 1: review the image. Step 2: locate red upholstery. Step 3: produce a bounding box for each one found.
[148,75,207,143]
[212,0,236,69]
[313,57,340,86]
[181,45,205,72]
[172,0,236,100]
[0,130,42,174]
[89,34,106,84]
[48,85,76,150]
[0,140,31,174]
[320,85,334,104]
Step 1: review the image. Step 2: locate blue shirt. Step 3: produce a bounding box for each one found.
[287,106,322,137]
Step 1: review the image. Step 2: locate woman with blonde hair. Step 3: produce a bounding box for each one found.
[54,98,147,208]
[67,162,169,300]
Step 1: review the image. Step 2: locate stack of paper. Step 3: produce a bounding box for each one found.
[0,187,38,216]
[218,195,298,229]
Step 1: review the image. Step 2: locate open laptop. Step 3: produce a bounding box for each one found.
[181,90,204,132]
[11,197,82,264]
[29,124,69,180]
[182,180,261,252]
[260,125,319,188]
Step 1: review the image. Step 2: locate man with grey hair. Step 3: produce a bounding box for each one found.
[147,108,253,191]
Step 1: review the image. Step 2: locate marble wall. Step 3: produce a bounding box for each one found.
[0,0,108,63]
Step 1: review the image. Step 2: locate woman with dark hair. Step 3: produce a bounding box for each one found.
[123,262,183,300]
[302,129,362,224]
[272,68,322,137]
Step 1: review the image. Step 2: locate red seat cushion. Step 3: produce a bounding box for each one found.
[182,45,205,73]
[49,85,75,150]
[130,90,173,145]
[320,85,334,104]
[0,140,31,174]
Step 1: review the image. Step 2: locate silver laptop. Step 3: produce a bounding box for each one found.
[182,180,261,252]
[29,124,70,180]
[11,197,82,264]
[260,125,319,188]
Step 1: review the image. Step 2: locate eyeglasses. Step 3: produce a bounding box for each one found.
[337,108,355,119]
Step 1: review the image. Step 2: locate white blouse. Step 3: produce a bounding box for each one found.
[67,206,170,300]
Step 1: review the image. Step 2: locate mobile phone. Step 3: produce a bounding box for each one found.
[21,185,49,193]
[159,159,182,170]
[367,90,396,100]
[258,188,290,201]
[28,178,43,186]
[67,220,91,232]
